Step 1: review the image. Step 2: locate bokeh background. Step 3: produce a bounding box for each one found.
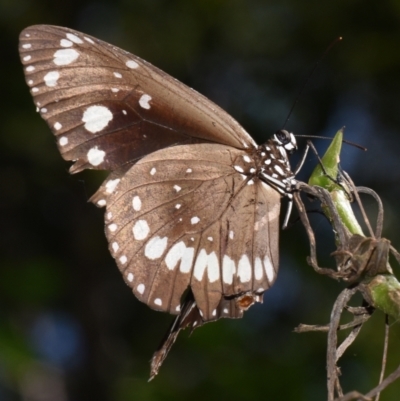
[2,0,400,400]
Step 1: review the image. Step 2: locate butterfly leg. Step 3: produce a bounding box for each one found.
[282,194,293,230]
[293,141,310,175]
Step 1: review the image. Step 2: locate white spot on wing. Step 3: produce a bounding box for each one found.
[32,87,39,93]
[243,155,251,163]
[132,196,142,211]
[186,168,192,173]
[59,136,68,146]
[22,44,31,49]
[126,60,139,69]
[193,250,219,282]
[26,66,35,72]
[43,71,60,86]
[60,39,72,47]
[137,284,145,294]
[175,204,181,209]
[82,105,113,133]
[108,223,117,232]
[234,165,244,173]
[180,246,195,273]
[150,167,156,175]
[139,94,152,109]
[113,72,122,78]
[127,273,134,282]
[191,216,200,225]
[207,252,219,282]
[173,185,181,192]
[112,242,119,252]
[238,254,251,283]
[154,298,162,306]
[132,220,150,240]
[53,48,79,65]
[105,178,120,193]
[254,257,263,280]
[84,37,94,44]
[54,122,62,130]
[23,55,31,61]
[222,255,235,284]
[264,255,275,282]
[165,241,186,271]
[66,33,83,44]
[111,88,119,93]
[193,249,208,281]
[144,236,168,260]
[119,255,127,264]
[97,199,106,207]
[87,146,105,166]
[229,231,234,239]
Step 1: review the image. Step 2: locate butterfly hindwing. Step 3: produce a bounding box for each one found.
[19,25,256,175]
[100,143,280,321]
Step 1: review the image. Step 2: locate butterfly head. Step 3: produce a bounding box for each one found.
[273,129,297,154]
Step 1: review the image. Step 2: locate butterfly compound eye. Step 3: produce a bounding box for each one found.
[274,129,291,144]
[273,130,297,153]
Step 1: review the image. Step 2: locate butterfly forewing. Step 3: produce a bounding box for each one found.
[102,143,280,321]
[19,25,256,175]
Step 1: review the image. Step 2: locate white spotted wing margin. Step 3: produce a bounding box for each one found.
[99,143,281,322]
[19,25,256,175]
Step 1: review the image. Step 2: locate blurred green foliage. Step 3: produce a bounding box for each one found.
[1,0,400,400]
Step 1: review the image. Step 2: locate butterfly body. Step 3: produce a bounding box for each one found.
[19,25,297,377]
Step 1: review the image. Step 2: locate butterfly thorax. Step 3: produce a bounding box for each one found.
[232,129,297,196]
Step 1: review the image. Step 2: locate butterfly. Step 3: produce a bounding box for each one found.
[19,25,297,378]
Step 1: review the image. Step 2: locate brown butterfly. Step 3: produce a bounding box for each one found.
[19,25,297,378]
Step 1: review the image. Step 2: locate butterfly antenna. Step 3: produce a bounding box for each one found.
[295,134,366,151]
[282,36,343,129]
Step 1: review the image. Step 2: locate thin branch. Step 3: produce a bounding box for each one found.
[375,315,389,401]
[327,288,358,400]
[294,314,370,333]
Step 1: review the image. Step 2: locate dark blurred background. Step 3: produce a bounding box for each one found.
[2,0,400,400]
